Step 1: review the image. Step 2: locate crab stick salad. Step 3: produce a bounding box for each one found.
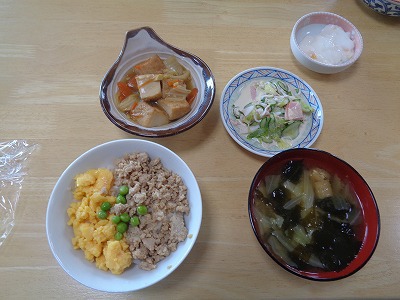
[231,79,314,149]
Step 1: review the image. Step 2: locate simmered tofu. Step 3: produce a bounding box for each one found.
[157,97,191,120]
[116,54,196,128]
[136,74,162,102]
[134,55,165,75]
[130,101,169,127]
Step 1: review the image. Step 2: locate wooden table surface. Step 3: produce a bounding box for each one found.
[1,0,400,298]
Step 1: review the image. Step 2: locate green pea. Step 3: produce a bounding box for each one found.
[97,210,107,219]
[117,222,128,234]
[116,194,127,204]
[114,232,123,241]
[100,201,111,211]
[130,216,140,227]
[137,205,148,215]
[119,185,129,196]
[111,215,121,224]
[120,212,130,223]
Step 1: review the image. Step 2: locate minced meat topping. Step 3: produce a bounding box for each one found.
[110,152,189,271]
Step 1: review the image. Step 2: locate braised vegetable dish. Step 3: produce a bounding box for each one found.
[115,55,198,127]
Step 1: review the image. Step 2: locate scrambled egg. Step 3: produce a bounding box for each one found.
[67,168,132,275]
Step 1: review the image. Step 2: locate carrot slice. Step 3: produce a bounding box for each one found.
[134,63,143,71]
[117,82,133,102]
[131,101,138,111]
[186,88,198,105]
[167,79,180,87]
[127,77,138,91]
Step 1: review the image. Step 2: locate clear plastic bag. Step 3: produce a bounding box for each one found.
[0,140,38,247]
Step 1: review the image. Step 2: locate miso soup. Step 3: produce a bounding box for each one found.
[253,159,363,272]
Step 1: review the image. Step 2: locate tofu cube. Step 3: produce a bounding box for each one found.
[130,101,169,127]
[136,75,162,101]
[134,55,165,75]
[157,97,191,120]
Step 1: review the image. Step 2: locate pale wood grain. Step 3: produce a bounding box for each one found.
[1,0,400,298]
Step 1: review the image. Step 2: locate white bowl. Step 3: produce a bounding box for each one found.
[46,139,202,292]
[290,12,363,74]
[220,67,324,157]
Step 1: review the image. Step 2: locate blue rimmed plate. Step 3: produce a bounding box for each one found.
[220,67,323,157]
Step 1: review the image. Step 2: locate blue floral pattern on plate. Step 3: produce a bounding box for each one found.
[220,67,324,157]
[362,0,400,16]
